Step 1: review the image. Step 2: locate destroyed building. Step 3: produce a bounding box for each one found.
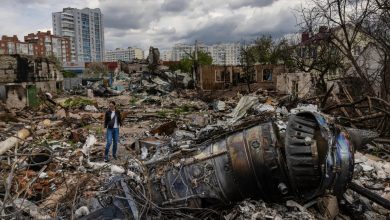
[198,64,287,91]
[0,54,63,109]
[0,51,389,219]
[0,39,389,220]
[276,72,315,98]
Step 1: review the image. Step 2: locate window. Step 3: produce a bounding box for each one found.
[263,69,273,81]
[215,70,223,82]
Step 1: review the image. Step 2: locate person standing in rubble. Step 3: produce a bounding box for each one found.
[103,101,122,162]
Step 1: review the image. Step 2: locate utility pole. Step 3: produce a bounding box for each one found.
[193,40,198,84]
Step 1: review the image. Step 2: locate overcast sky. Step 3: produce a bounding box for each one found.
[0,0,304,50]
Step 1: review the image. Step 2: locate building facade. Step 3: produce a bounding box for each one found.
[209,43,241,66]
[0,35,32,56]
[52,7,104,64]
[0,54,63,109]
[171,43,194,61]
[24,31,71,63]
[160,49,172,61]
[169,42,241,65]
[0,32,71,63]
[105,47,144,62]
[133,48,144,60]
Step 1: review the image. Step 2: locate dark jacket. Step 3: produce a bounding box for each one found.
[104,110,122,128]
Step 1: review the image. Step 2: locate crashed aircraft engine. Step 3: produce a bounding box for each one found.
[85,111,377,219]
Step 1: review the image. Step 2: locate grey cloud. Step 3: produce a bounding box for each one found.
[173,15,244,44]
[169,4,298,46]
[161,0,190,12]
[100,1,161,30]
[228,0,277,9]
[16,0,50,4]
[157,27,177,35]
[0,0,304,51]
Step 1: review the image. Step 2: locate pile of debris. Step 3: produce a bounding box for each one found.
[0,72,389,219]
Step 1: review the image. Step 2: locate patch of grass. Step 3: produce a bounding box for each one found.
[129,97,139,106]
[63,97,96,108]
[174,104,195,115]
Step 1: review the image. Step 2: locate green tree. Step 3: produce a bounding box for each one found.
[197,50,213,65]
[251,35,294,65]
[254,35,273,64]
[177,51,212,73]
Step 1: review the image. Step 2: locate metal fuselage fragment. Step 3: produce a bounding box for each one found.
[93,111,368,218]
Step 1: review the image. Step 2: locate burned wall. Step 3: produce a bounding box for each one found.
[254,64,286,90]
[199,65,233,90]
[0,54,62,84]
[199,64,287,91]
[0,55,28,83]
[277,72,314,98]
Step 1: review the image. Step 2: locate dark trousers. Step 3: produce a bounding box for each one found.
[105,128,119,160]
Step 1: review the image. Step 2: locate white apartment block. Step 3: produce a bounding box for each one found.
[105,47,144,62]
[133,48,144,60]
[209,43,241,65]
[170,43,241,65]
[172,43,194,61]
[160,49,173,61]
[52,7,104,64]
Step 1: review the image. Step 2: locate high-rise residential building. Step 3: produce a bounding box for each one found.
[105,47,144,62]
[52,7,104,64]
[133,48,144,60]
[160,49,172,61]
[169,42,241,65]
[172,43,194,61]
[209,43,241,66]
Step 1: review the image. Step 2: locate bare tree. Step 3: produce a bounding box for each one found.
[360,0,390,99]
[289,29,344,93]
[297,0,380,95]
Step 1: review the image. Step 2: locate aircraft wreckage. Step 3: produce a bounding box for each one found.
[81,111,385,219]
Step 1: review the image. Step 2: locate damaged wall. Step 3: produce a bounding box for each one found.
[0,55,19,83]
[199,65,234,90]
[0,54,63,109]
[0,82,56,109]
[276,72,314,98]
[254,64,287,90]
[119,61,149,74]
[0,54,63,83]
[199,64,287,91]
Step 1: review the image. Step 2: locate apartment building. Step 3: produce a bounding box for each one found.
[105,47,144,62]
[52,7,104,63]
[170,43,241,65]
[0,31,71,63]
